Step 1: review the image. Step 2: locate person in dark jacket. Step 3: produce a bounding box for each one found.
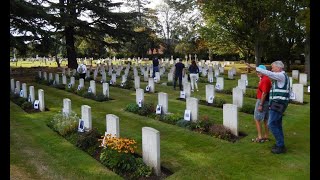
[152,57,159,78]
[188,60,199,92]
[173,58,185,90]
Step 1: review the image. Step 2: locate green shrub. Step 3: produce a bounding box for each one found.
[216,89,232,95]
[159,113,183,125]
[21,101,33,111]
[83,92,96,100]
[76,128,101,151]
[100,148,136,175]
[189,116,213,133]
[54,83,66,90]
[95,93,108,102]
[245,89,256,98]
[176,119,191,128]
[167,81,173,86]
[125,103,140,113]
[240,103,255,114]
[132,158,153,178]
[138,102,155,116]
[48,111,79,136]
[208,124,235,142]
[213,97,227,108]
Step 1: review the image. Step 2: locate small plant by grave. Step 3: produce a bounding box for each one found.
[99,134,153,179]
[47,111,79,137]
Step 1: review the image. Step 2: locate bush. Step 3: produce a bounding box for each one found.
[176,119,191,128]
[82,92,96,100]
[158,113,183,125]
[125,103,140,113]
[76,128,101,151]
[208,124,235,142]
[244,89,256,98]
[21,101,33,111]
[189,116,213,133]
[240,103,255,114]
[138,102,155,116]
[213,97,227,108]
[95,93,109,102]
[167,81,173,86]
[48,111,79,136]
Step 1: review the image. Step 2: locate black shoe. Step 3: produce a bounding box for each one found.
[271,146,286,154]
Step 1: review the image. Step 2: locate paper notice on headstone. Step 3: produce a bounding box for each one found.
[146,85,150,92]
[109,80,113,85]
[215,84,221,90]
[88,87,92,93]
[208,96,214,104]
[78,119,85,132]
[289,91,296,100]
[19,90,24,97]
[68,83,72,88]
[308,86,310,93]
[77,85,81,91]
[180,91,186,99]
[245,80,248,86]
[184,110,191,121]
[209,78,213,83]
[34,100,40,109]
[138,99,142,108]
[28,94,32,102]
[156,105,162,114]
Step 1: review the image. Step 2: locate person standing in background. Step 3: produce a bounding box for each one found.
[188,60,200,92]
[173,58,185,91]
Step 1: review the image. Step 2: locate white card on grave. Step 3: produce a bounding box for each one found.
[121,82,124,87]
[145,85,150,92]
[100,80,103,84]
[19,90,24,97]
[208,96,214,104]
[308,86,310,93]
[28,94,32,102]
[53,80,56,85]
[78,119,85,132]
[215,84,221,90]
[68,83,72,89]
[245,80,248,86]
[156,105,162,115]
[289,91,296,100]
[184,110,191,121]
[138,99,142,108]
[154,77,157,82]
[109,80,113,85]
[77,85,81,91]
[209,78,213,83]
[180,91,186,99]
[88,87,92,93]
[34,100,40,109]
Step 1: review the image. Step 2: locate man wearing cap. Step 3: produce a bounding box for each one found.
[251,65,272,143]
[246,61,290,154]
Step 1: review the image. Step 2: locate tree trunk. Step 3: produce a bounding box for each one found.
[65,26,77,69]
[304,35,310,79]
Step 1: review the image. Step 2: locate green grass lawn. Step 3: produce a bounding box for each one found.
[10,62,310,179]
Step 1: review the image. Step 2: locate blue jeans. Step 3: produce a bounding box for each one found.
[153,66,159,78]
[268,109,284,147]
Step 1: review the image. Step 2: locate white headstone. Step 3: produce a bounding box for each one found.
[102,83,109,98]
[292,70,299,80]
[38,89,45,112]
[223,104,238,136]
[15,81,21,94]
[81,105,92,131]
[29,86,35,103]
[183,82,191,98]
[134,76,140,89]
[79,78,85,88]
[136,88,144,106]
[106,114,120,138]
[299,73,308,86]
[11,79,15,92]
[158,92,168,114]
[232,87,243,108]
[89,80,96,95]
[62,98,72,116]
[205,84,215,104]
[142,127,161,176]
[216,77,224,90]
[292,83,304,103]
[237,79,246,93]
[148,78,155,93]
[186,97,199,122]
[22,83,28,98]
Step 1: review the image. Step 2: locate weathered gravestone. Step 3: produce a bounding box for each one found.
[232,87,243,108]
[81,105,92,131]
[142,127,161,176]
[223,104,238,136]
[106,114,120,138]
[186,97,199,122]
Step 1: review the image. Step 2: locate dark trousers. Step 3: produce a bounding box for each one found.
[174,74,183,90]
[79,73,86,80]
